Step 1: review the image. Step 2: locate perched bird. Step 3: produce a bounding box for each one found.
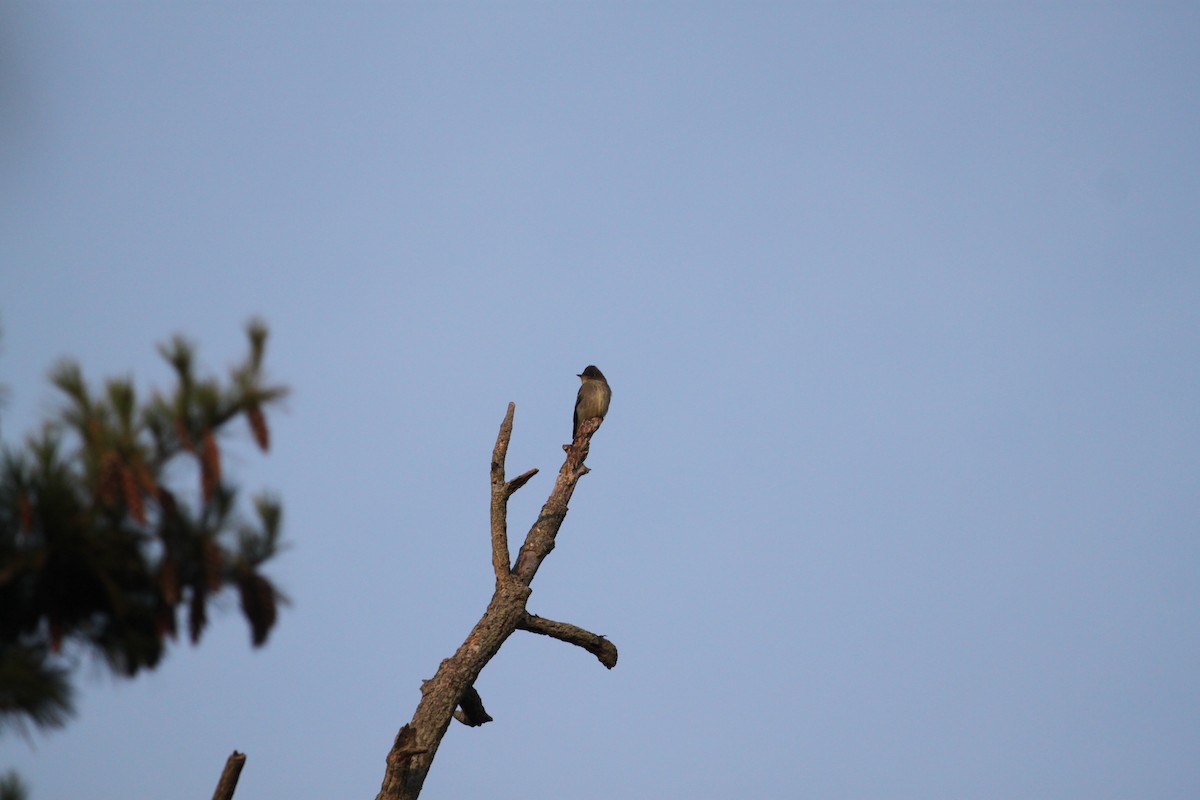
[573,365,612,439]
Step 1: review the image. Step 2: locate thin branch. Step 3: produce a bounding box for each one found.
[489,403,518,582]
[506,467,538,496]
[210,751,246,800]
[519,612,618,669]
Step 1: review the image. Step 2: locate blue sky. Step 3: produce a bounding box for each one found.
[2,3,1198,798]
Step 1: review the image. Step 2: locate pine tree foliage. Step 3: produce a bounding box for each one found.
[0,321,287,734]
[0,770,27,800]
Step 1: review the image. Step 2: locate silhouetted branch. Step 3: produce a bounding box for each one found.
[452,685,493,727]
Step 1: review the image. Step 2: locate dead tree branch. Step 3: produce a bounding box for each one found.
[519,612,618,669]
[452,684,493,727]
[211,751,246,800]
[375,405,616,800]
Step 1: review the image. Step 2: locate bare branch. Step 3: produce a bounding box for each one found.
[506,467,538,496]
[377,581,529,800]
[376,406,612,800]
[511,416,601,585]
[489,403,518,582]
[519,613,618,669]
[210,751,246,800]
[452,685,493,727]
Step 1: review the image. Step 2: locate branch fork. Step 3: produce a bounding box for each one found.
[376,404,616,800]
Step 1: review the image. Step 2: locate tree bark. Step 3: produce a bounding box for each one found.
[374,404,615,800]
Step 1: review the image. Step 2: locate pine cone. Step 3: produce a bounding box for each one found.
[247,404,270,452]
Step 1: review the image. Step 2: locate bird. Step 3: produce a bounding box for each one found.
[573,365,611,440]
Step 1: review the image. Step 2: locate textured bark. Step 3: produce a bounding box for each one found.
[211,751,246,800]
[519,613,618,669]
[375,404,616,800]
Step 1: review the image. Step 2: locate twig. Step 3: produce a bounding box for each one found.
[489,404,538,583]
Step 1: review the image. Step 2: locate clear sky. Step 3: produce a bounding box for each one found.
[2,3,1197,798]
